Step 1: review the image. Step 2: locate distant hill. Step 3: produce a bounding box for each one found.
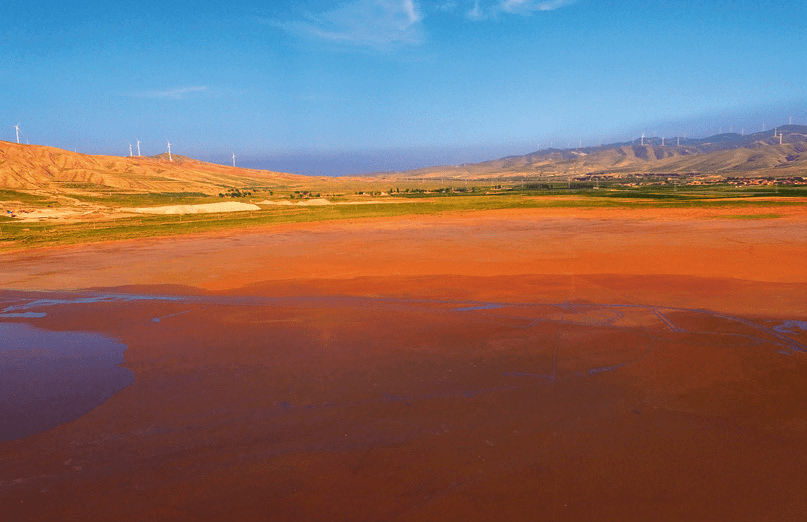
[0,142,309,193]
[3,126,806,195]
[399,125,807,180]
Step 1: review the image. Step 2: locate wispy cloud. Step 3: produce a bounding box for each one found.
[270,0,424,50]
[462,0,577,20]
[130,86,212,100]
[434,1,459,12]
[467,0,484,20]
[500,0,577,14]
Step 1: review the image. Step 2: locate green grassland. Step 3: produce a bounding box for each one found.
[1,182,804,252]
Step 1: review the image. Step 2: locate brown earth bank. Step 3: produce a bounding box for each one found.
[1,207,806,521]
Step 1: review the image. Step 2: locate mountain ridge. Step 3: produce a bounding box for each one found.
[395,126,807,180]
[2,126,806,193]
[0,141,310,193]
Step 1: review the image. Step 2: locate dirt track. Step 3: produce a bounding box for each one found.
[1,206,806,521]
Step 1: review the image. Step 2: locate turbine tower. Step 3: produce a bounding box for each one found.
[232,152,236,168]
[129,144,133,157]
[641,132,645,146]
[13,123,20,144]
[166,139,172,162]
[136,138,141,156]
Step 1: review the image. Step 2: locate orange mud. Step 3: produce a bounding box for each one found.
[1,206,806,521]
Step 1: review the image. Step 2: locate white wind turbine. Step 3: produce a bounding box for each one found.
[232,152,236,167]
[166,139,172,162]
[129,144,133,157]
[136,138,141,156]
[13,123,20,144]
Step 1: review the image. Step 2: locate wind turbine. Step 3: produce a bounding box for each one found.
[13,123,20,144]
[232,152,236,167]
[136,138,141,156]
[166,139,172,162]
[641,132,645,146]
[129,144,133,157]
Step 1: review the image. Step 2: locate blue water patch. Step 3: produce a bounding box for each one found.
[503,371,553,380]
[774,320,807,334]
[454,304,504,312]
[0,323,134,442]
[587,364,625,375]
[153,310,191,323]
[0,293,185,315]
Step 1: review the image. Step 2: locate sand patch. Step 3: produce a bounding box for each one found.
[120,202,261,215]
[258,200,294,206]
[258,198,397,206]
[258,198,332,206]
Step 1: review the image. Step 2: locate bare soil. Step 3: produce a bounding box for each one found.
[1,206,806,521]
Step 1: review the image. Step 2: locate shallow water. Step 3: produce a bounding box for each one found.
[0,323,134,442]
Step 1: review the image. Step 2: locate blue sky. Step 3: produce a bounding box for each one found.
[2,1,806,175]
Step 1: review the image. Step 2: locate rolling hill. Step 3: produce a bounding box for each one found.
[0,141,309,193]
[400,125,807,181]
[2,126,806,198]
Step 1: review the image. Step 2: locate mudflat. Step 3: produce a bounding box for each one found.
[1,206,806,521]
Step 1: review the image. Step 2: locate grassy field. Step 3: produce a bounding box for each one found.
[1,183,804,252]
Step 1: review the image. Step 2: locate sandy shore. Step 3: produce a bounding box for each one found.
[1,206,806,521]
[119,201,261,215]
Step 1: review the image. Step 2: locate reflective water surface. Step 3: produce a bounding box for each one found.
[0,323,134,442]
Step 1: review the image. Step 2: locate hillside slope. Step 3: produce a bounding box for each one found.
[0,142,308,193]
[406,126,807,180]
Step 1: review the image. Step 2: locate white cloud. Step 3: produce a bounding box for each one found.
[463,0,576,20]
[268,0,577,46]
[500,0,577,14]
[131,86,212,100]
[434,1,458,12]
[278,0,424,50]
[467,0,484,20]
